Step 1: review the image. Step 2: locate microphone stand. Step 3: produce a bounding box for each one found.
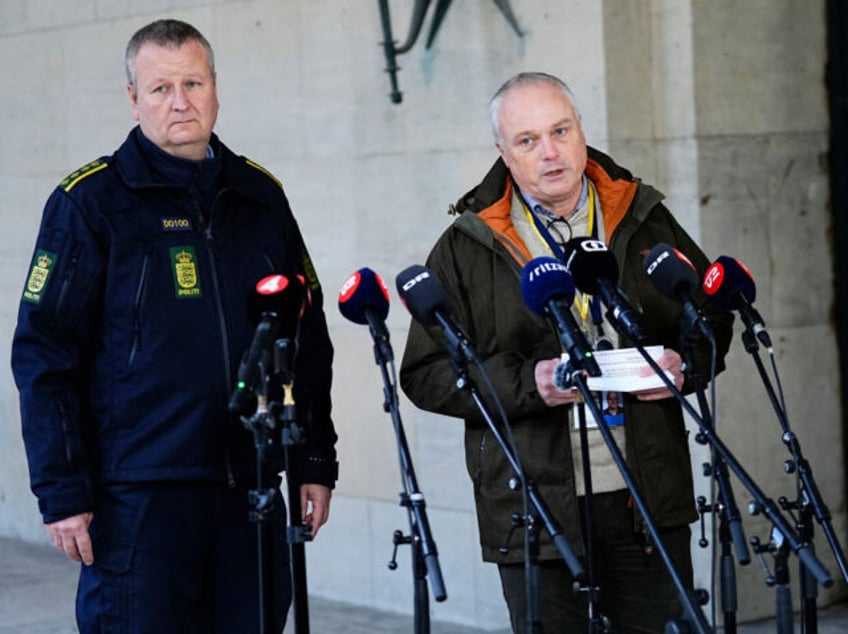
[241,364,280,634]
[368,328,447,633]
[274,338,313,634]
[738,328,848,630]
[567,371,712,634]
[546,303,705,631]
[573,387,612,633]
[444,345,586,633]
[634,347,834,592]
[239,340,312,634]
[750,525,794,634]
[681,340,750,634]
[594,301,719,632]
[796,500,821,634]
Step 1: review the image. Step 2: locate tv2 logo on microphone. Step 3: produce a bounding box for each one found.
[703,263,723,292]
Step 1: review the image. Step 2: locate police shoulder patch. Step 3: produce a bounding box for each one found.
[22,249,58,304]
[244,158,283,190]
[59,159,109,192]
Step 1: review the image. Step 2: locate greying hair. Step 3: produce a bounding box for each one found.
[489,72,581,142]
[125,19,215,88]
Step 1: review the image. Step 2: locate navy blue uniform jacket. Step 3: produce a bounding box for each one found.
[11,128,338,523]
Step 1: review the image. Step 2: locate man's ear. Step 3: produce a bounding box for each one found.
[495,140,508,163]
[127,84,140,122]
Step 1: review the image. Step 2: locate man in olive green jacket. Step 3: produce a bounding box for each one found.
[400,72,733,633]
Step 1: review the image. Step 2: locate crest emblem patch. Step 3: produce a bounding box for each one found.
[170,247,202,298]
[22,249,57,304]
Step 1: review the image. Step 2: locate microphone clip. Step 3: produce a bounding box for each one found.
[553,360,577,391]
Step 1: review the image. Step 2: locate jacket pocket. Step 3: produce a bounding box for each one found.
[50,240,83,319]
[91,529,135,575]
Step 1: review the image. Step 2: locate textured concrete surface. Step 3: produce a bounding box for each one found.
[2,537,847,633]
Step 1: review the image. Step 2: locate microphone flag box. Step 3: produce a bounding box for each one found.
[576,345,672,392]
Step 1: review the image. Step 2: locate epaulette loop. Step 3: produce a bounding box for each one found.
[59,159,108,192]
[244,158,283,190]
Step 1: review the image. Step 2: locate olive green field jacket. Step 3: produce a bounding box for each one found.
[399,148,734,564]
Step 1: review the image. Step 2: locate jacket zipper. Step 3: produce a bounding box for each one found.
[204,210,236,488]
[128,249,151,366]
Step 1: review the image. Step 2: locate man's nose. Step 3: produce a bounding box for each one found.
[539,135,559,159]
[171,86,189,110]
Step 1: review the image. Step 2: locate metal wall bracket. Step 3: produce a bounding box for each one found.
[377,0,523,104]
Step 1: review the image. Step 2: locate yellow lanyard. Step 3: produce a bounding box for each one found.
[521,185,596,324]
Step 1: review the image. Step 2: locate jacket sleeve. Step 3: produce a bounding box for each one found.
[399,228,556,424]
[283,217,338,488]
[293,283,338,488]
[11,189,105,523]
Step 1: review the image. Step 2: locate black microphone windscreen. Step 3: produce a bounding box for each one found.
[702,255,757,310]
[562,237,619,294]
[338,268,390,325]
[643,243,699,299]
[246,274,306,336]
[520,256,576,316]
[395,265,452,327]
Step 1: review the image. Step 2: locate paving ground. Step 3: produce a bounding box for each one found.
[1,536,846,633]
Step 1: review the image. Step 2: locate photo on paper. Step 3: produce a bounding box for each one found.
[602,390,624,427]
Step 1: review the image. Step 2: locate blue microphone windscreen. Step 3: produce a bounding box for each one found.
[520,256,576,316]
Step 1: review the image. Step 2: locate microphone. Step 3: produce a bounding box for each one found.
[643,243,714,343]
[562,237,646,343]
[338,267,393,362]
[395,265,482,365]
[520,257,601,376]
[702,256,772,350]
[229,274,306,414]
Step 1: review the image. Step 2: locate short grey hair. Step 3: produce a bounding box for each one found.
[125,19,215,88]
[489,72,581,142]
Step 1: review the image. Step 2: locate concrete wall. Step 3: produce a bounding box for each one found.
[0,0,842,629]
[604,0,844,623]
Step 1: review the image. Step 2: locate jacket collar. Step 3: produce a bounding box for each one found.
[454,147,657,239]
[112,126,275,205]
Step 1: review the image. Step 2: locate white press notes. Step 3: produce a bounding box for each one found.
[562,345,672,393]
